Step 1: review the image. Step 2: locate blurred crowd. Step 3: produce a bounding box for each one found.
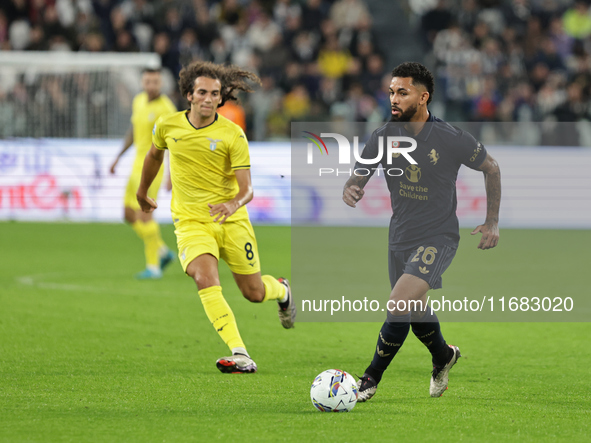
[420,0,591,129]
[1,0,591,142]
[1,0,387,140]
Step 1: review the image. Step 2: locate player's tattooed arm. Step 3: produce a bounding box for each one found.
[471,153,501,250]
[342,174,370,208]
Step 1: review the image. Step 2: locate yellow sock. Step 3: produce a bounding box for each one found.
[261,275,286,302]
[143,220,166,251]
[142,220,162,268]
[199,286,245,351]
[131,220,146,239]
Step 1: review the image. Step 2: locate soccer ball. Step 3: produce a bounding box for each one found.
[310,369,358,412]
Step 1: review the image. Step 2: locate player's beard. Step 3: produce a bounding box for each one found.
[390,103,418,122]
[147,90,160,101]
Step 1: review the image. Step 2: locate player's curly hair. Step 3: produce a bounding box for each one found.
[391,62,435,105]
[178,61,261,107]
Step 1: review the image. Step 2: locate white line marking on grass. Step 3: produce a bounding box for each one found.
[15,273,179,297]
[17,273,104,293]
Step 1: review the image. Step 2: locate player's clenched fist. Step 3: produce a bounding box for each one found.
[137,193,158,213]
[343,185,365,208]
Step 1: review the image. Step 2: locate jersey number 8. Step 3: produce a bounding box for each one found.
[245,242,254,260]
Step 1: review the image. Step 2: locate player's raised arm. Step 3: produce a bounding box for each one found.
[471,153,501,250]
[209,168,253,224]
[342,174,370,208]
[110,125,133,174]
[137,144,165,213]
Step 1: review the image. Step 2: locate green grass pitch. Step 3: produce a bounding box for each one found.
[1,222,590,442]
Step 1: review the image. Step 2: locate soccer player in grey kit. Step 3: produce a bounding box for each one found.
[343,62,501,399]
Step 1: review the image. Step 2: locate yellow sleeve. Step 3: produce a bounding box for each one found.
[152,116,167,150]
[230,129,250,170]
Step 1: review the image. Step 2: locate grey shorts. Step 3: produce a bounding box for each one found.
[388,235,458,290]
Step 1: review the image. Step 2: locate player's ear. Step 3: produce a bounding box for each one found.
[420,91,429,105]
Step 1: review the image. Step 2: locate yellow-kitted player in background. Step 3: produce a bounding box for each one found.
[136,61,295,373]
[110,68,177,279]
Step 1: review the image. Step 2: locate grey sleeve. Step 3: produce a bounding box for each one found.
[456,131,487,170]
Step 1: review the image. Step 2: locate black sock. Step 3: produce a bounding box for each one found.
[410,306,451,367]
[365,312,411,384]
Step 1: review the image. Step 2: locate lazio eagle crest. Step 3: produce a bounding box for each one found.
[207,138,223,151]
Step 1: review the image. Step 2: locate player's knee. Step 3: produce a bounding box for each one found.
[190,273,220,290]
[124,207,136,223]
[410,309,427,322]
[138,210,153,223]
[241,286,265,303]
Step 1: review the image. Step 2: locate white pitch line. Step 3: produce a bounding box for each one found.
[15,272,177,297]
[37,282,105,293]
[17,273,105,293]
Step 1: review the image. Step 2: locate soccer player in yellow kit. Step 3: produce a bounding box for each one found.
[110,69,177,279]
[137,61,295,373]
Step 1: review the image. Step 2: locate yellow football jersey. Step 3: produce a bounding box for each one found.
[152,112,251,222]
[131,92,176,171]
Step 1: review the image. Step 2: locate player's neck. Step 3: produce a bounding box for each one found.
[404,109,430,135]
[146,93,160,102]
[187,108,217,128]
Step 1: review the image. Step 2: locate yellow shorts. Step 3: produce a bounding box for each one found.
[174,218,261,275]
[124,166,164,210]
